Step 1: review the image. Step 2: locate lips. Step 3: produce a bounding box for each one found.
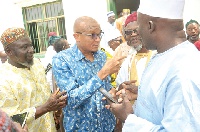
[27,54,34,60]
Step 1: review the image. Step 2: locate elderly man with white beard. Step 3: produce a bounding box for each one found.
[116,12,155,89]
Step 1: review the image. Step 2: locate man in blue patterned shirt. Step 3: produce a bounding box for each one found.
[52,16,125,132]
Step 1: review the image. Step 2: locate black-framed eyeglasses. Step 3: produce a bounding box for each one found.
[124,28,138,36]
[76,30,104,40]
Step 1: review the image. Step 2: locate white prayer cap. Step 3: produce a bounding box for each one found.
[105,29,122,43]
[107,11,115,18]
[138,0,185,19]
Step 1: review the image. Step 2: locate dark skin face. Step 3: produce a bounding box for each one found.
[137,13,155,50]
[124,21,142,48]
[186,23,200,43]
[108,15,116,24]
[5,37,34,68]
[137,13,186,53]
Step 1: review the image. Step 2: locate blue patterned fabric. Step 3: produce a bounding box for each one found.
[52,44,115,132]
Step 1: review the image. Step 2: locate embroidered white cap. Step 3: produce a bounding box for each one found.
[107,11,115,18]
[138,0,185,19]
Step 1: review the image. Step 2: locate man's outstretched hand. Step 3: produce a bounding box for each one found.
[106,89,133,123]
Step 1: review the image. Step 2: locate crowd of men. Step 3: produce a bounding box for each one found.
[0,0,200,132]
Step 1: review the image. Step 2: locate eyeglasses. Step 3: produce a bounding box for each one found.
[76,31,104,40]
[124,28,138,36]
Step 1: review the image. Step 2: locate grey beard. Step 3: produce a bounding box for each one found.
[18,61,33,68]
[134,44,143,51]
[14,55,33,68]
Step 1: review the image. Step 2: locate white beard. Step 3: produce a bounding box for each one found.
[134,44,143,51]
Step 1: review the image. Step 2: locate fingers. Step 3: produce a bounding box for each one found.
[121,89,129,102]
[116,55,127,61]
[105,104,111,110]
[53,88,60,96]
[123,80,137,85]
[56,90,67,99]
[102,97,106,100]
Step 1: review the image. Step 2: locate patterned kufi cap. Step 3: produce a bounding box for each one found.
[0,27,28,48]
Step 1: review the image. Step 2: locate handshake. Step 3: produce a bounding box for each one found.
[102,80,138,123]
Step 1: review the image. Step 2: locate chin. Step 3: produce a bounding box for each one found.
[21,61,34,68]
[92,48,99,52]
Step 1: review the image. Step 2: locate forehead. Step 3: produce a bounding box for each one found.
[13,37,32,46]
[187,23,199,28]
[125,21,138,30]
[79,21,101,32]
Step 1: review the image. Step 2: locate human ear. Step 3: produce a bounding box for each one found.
[148,21,155,33]
[73,33,80,42]
[4,47,12,56]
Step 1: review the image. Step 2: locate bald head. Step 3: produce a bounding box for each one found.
[73,16,100,33]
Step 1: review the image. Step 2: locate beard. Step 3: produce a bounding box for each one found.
[14,55,34,68]
[18,61,34,68]
[133,44,143,51]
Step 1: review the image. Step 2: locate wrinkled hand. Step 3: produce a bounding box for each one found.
[107,89,133,123]
[45,88,67,112]
[13,122,28,132]
[117,80,138,102]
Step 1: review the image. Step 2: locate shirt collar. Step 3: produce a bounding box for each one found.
[72,44,100,61]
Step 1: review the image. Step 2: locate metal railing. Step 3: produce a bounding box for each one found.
[22,1,66,53]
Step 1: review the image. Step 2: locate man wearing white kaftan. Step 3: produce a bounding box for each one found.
[123,41,200,131]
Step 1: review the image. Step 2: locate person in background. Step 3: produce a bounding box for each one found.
[107,11,116,26]
[185,19,200,51]
[53,38,70,53]
[101,11,120,53]
[0,27,67,132]
[107,0,200,131]
[185,19,200,44]
[101,29,123,88]
[43,36,61,92]
[116,12,154,88]
[52,16,125,131]
[52,38,70,132]
[194,40,200,51]
[115,9,131,42]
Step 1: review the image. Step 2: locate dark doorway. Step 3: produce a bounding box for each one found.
[115,0,140,17]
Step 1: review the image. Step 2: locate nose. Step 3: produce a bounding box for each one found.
[94,36,101,41]
[191,28,198,33]
[131,32,138,37]
[28,46,35,53]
